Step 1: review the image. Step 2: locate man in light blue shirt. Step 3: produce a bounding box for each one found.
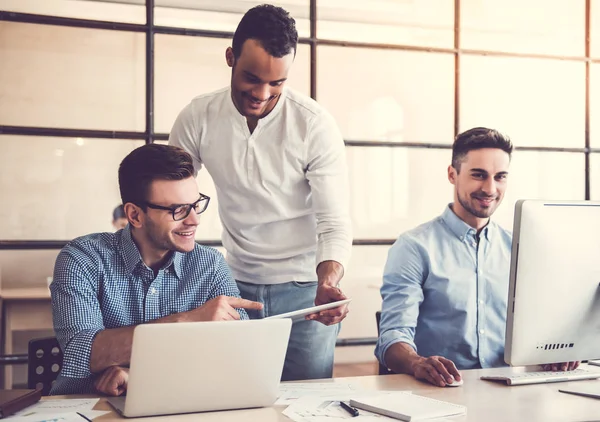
[376,127,514,387]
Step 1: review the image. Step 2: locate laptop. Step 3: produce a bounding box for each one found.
[107,318,291,418]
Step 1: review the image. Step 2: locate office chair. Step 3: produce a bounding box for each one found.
[28,337,63,395]
[375,311,393,375]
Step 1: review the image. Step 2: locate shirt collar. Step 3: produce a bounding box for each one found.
[119,225,183,278]
[441,203,493,241]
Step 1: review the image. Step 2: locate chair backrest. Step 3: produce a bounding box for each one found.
[375,311,393,375]
[28,337,63,395]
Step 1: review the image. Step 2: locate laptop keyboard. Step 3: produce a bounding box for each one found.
[481,369,600,386]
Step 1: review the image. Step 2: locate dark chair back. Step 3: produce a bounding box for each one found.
[375,311,393,375]
[28,337,63,395]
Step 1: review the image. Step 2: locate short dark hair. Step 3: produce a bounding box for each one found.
[118,144,195,207]
[112,204,125,221]
[232,4,298,59]
[452,127,513,172]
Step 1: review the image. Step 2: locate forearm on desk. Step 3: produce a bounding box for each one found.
[89,313,184,373]
[384,341,423,376]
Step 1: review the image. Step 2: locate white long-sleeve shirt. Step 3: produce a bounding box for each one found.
[169,87,352,284]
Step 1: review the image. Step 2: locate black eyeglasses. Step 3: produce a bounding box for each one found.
[142,193,210,221]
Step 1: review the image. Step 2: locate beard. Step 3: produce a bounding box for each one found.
[457,191,498,219]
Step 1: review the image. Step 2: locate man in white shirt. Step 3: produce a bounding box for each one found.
[169,4,352,380]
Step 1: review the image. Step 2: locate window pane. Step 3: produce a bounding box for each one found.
[0,22,145,131]
[591,0,600,58]
[318,47,455,143]
[338,245,389,340]
[461,0,584,56]
[590,154,600,200]
[317,0,454,48]
[348,147,453,239]
[0,136,143,239]
[154,1,310,37]
[460,55,585,148]
[493,151,585,229]
[155,35,310,133]
[0,0,145,23]
[592,64,600,148]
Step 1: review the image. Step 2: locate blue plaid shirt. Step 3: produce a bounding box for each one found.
[50,225,246,395]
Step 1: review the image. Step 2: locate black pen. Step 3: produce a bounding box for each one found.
[76,412,93,422]
[339,401,359,417]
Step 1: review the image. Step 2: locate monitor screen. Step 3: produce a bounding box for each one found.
[505,200,600,366]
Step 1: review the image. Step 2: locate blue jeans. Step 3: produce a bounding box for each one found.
[236,280,339,381]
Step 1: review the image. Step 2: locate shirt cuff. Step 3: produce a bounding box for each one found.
[60,328,102,379]
[375,329,417,369]
[316,246,351,274]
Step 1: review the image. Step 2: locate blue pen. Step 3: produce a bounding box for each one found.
[339,401,359,417]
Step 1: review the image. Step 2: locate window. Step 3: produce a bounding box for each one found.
[317,0,454,48]
[0,22,145,131]
[460,55,585,148]
[0,136,143,239]
[318,46,455,143]
[461,0,584,56]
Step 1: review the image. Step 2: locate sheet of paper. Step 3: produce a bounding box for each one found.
[3,411,109,422]
[5,399,107,421]
[282,393,399,422]
[276,382,359,405]
[13,399,100,416]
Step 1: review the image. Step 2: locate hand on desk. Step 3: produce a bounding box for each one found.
[95,365,129,396]
[412,355,462,388]
[541,361,580,371]
[181,295,263,321]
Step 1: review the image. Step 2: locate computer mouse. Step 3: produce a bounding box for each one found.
[445,378,464,387]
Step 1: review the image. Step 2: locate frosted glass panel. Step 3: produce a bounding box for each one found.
[461,0,584,56]
[493,151,585,230]
[591,0,600,58]
[347,147,453,239]
[590,154,600,200]
[0,136,143,239]
[0,0,145,23]
[460,55,585,148]
[318,47,454,143]
[155,35,310,133]
[0,22,145,131]
[317,0,453,48]
[592,65,600,148]
[154,1,310,37]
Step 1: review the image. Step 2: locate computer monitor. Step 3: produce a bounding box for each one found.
[504,200,600,366]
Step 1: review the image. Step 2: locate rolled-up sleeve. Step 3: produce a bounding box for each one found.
[375,236,427,368]
[50,243,104,379]
[305,111,352,271]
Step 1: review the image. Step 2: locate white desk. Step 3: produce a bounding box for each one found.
[52,365,600,421]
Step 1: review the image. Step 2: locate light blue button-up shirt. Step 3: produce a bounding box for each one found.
[376,204,512,370]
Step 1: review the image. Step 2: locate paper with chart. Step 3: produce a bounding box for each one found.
[276,382,360,405]
[281,392,399,422]
[4,398,109,421]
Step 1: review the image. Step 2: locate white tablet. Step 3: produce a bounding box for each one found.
[264,299,352,322]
